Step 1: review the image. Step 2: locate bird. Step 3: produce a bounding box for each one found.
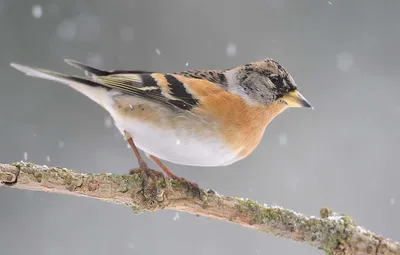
[8,58,313,191]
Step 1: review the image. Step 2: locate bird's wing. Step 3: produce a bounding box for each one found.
[65,59,228,112]
[65,59,227,85]
[97,72,203,111]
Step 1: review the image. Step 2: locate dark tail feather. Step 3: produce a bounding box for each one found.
[64,59,111,76]
[64,58,154,76]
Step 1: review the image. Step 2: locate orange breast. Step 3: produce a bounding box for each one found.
[176,75,287,159]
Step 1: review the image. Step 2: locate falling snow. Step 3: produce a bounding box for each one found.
[328,1,332,5]
[278,133,287,145]
[173,212,180,221]
[226,43,237,57]
[23,152,28,161]
[185,62,189,66]
[104,116,113,128]
[46,156,51,162]
[32,5,43,19]
[120,26,134,42]
[176,139,181,145]
[336,52,354,72]
[58,140,64,148]
[389,197,395,205]
[155,48,161,55]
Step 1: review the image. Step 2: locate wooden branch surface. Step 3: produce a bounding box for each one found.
[0,162,399,255]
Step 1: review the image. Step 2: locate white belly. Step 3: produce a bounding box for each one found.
[116,118,238,166]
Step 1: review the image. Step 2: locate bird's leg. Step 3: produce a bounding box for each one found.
[147,154,175,179]
[148,154,201,199]
[124,131,155,174]
[124,131,163,200]
[125,134,148,172]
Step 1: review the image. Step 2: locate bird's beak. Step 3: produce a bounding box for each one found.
[281,90,313,109]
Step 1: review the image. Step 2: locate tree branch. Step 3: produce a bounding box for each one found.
[0,162,398,255]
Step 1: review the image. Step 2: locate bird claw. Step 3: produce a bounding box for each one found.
[130,167,202,200]
[129,166,165,203]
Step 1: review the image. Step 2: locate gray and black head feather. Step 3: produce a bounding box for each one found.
[231,58,298,105]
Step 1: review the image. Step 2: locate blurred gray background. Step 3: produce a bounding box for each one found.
[0,0,399,254]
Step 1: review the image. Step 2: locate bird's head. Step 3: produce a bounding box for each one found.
[231,58,313,109]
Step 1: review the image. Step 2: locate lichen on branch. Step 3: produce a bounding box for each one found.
[0,162,399,255]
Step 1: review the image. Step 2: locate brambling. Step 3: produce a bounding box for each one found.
[9,58,312,191]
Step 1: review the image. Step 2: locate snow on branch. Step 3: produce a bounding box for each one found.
[0,162,399,255]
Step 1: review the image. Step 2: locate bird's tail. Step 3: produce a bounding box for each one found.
[64,59,111,77]
[10,60,113,108]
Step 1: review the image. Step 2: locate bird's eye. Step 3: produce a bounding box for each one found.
[269,76,284,87]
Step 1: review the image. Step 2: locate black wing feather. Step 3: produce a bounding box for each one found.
[64,59,225,111]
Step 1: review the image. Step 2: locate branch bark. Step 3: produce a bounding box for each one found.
[0,162,398,255]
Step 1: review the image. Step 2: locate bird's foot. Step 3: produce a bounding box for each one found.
[145,154,202,200]
[129,164,165,205]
